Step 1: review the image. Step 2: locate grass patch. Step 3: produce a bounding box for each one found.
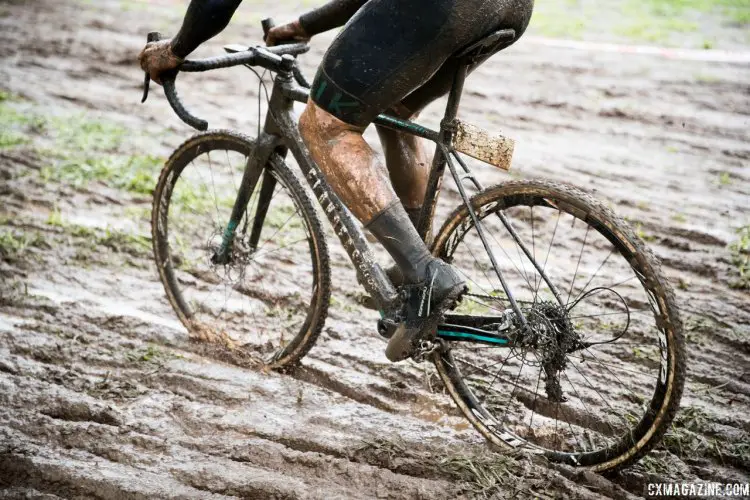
[671,213,688,223]
[0,101,34,149]
[96,227,151,256]
[716,171,733,187]
[126,344,179,365]
[41,154,162,195]
[0,102,162,196]
[354,437,523,498]
[728,225,749,289]
[41,212,152,258]
[439,454,514,498]
[0,229,48,261]
[50,115,127,153]
[634,222,657,242]
[529,0,748,47]
[0,131,30,149]
[661,405,750,469]
[47,207,65,227]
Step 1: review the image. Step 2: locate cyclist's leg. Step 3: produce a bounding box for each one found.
[299,0,532,292]
[371,0,532,231]
[374,106,430,226]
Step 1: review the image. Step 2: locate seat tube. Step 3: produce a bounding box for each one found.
[443,62,468,123]
[417,62,469,243]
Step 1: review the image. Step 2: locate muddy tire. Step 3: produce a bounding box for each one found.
[431,179,685,472]
[152,130,330,369]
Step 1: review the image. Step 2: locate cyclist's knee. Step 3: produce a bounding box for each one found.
[299,101,364,146]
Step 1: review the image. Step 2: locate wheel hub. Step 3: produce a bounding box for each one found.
[515,301,580,402]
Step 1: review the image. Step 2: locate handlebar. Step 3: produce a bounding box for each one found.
[141,19,310,131]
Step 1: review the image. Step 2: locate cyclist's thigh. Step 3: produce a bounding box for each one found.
[310,0,534,127]
[402,2,533,115]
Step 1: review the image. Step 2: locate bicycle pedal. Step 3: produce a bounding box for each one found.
[411,339,439,363]
[377,318,398,339]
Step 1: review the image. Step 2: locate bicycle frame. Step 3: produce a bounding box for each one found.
[209,50,565,345]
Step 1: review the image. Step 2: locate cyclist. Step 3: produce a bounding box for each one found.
[139,0,533,361]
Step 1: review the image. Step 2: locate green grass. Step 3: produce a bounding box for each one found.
[40,210,152,259]
[0,229,48,261]
[51,116,127,152]
[0,99,162,195]
[0,100,34,149]
[634,222,657,242]
[126,344,179,365]
[0,131,30,149]
[97,227,151,256]
[355,437,521,498]
[529,0,749,46]
[47,207,65,227]
[671,213,688,223]
[660,405,750,468]
[41,154,162,195]
[729,225,750,289]
[717,171,733,186]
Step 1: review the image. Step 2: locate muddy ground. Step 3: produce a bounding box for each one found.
[1,0,749,498]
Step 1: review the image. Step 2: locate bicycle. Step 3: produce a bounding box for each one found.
[142,20,685,472]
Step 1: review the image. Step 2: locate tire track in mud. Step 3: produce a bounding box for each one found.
[2,0,750,498]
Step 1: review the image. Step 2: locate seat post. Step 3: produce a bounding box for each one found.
[443,62,469,128]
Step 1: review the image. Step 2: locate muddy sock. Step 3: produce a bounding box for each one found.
[366,201,433,284]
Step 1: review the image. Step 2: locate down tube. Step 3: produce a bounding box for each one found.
[277,113,400,312]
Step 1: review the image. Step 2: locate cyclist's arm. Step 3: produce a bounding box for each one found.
[171,0,243,58]
[170,0,367,58]
[299,0,369,36]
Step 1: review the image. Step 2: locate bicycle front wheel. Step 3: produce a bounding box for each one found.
[152,130,330,369]
[432,180,685,471]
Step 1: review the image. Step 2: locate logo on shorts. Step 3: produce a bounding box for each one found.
[313,80,360,115]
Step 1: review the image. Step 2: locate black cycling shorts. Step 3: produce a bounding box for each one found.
[310,0,534,126]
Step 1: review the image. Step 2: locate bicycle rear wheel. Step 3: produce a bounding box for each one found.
[432,180,685,471]
[152,130,330,368]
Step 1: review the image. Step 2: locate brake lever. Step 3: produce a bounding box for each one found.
[141,31,162,103]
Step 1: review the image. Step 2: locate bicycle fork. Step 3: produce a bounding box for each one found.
[211,133,277,265]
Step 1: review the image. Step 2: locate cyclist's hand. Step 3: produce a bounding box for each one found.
[265,19,310,46]
[138,39,184,85]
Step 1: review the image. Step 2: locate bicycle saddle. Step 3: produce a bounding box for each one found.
[454,28,516,62]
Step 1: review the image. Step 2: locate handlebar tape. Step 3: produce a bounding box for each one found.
[162,76,208,131]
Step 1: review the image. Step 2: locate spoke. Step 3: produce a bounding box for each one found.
[531,206,539,298]
[566,225,590,307]
[568,353,656,376]
[252,205,302,255]
[568,309,650,320]
[454,348,520,380]
[188,158,222,229]
[580,346,653,403]
[527,363,544,437]
[226,150,240,193]
[605,274,638,291]
[559,369,609,450]
[487,218,536,296]
[566,358,630,432]
[250,237,310,261]
[206,152,223,225]
[568,247,615,307]
[461,295,510,316]
[479,348,516,406]
[463,236,503,297]
[500,349,530,424]
[534,210,561,303]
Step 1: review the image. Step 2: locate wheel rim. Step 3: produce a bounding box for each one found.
[434,185,678,467]
[155,138,321,365]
